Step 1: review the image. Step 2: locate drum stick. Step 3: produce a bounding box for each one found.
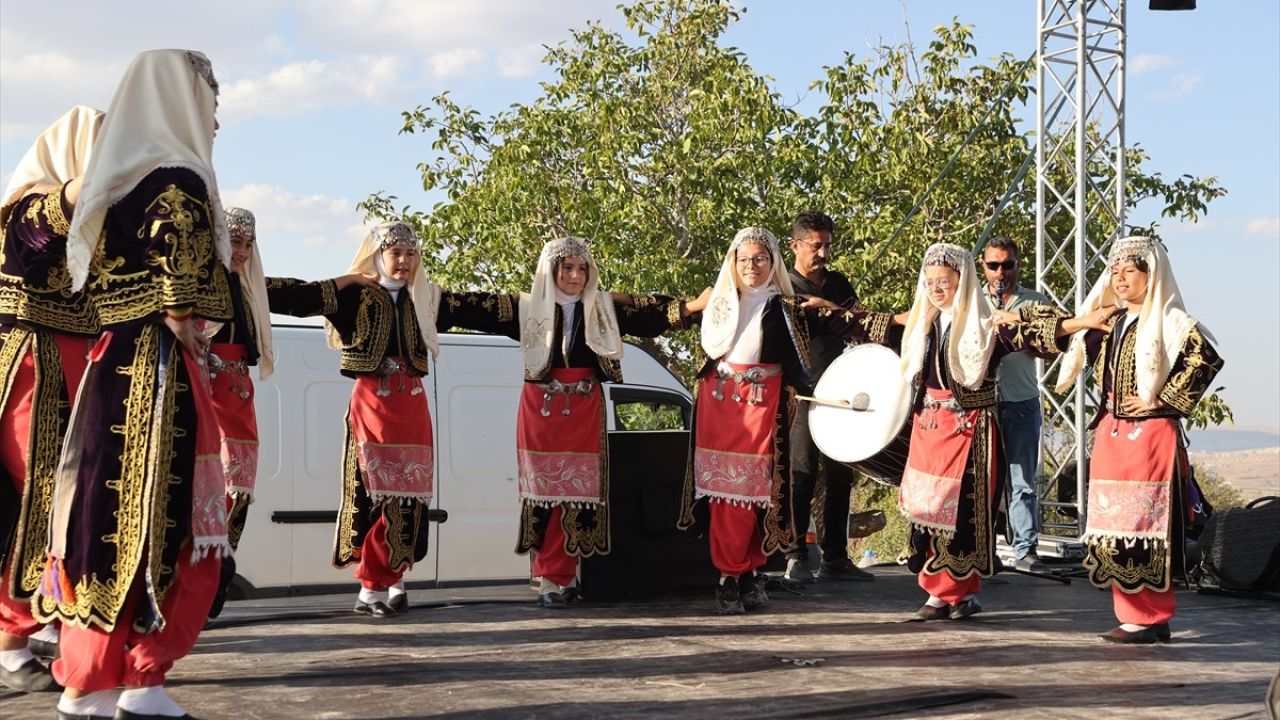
[797,392,871,411]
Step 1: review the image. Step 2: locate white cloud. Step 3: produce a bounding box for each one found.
[218,56,408,122]
[1245,217,1280,238]
[1131,53,1176,75]
[1144,72,1202,102]
[496,44,547,78]
[221,184,368,277]
[429,48,485,80]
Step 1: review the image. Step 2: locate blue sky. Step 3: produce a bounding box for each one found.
[2,1,1276,431]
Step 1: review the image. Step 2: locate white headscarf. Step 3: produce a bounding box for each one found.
[700,226,793,360]
[65,49,227,291]
[326,221,441,358]
[1,105,103,231]
[220,207,274,379]
[899,242,995,390]
[1055,236,1213,404]
[519,237,623,377]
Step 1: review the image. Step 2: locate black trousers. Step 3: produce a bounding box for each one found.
[786,402,854,562]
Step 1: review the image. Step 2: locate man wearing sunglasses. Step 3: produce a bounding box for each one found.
[982,237,1051,574]
[782,212,874,584]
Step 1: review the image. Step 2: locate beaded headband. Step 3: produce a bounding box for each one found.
[544,236,591,264]
[923,242,970,273]
[224,207,255,238]
[186,51,219,96]
[373,221,419,250]
[1108,235,1156,267]
[730,226,779,253]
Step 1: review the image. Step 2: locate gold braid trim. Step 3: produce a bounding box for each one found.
[401,295,431,375]
[497,293,515,323]
[857,310,893,345]
[226,493,251,551]
[42,186,70,237]
[319,279,339,315]
[0,284,100,334]
[1158,327,1223,416]
[923,409,997,578]
[782,296,812,373]
[1015,305,1067,355]
[760,386,797,555]
[676,373,703,531]
[10,332,67,598]
[42,326,161,632]
[1083,537,1170,592]
[146,345,184,620]
[562,400,611,557]
[331,416,361,567]
[384,501,420,573]
[338,288,393,374]
[0,326,32,422]
[665,297,685,330]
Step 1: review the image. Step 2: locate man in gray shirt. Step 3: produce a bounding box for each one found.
[983,237,1050,573]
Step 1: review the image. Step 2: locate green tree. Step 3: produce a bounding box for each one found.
[361,0,1227,391]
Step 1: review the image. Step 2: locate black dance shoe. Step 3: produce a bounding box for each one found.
[949,597,983,620]
[353,599,396,617]
[715,577,745,615]
[1099,625,1164,644]
[911,603,952,622]
[0,657,57,692]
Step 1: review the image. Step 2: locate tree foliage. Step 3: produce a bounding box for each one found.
[361,0,1227,400]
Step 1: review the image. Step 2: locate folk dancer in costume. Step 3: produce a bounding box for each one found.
[442,237,698,607]
[203,207,374,619]
[679,226,887,615]
[0,106,102,693]
[325,221,455,618]
[1053,236,1222,644]
[34,50,234,720]
[807,242,1097,621]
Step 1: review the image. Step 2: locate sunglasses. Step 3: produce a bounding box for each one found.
[984,260,1016,271]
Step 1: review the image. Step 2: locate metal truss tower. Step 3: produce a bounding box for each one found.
[1034,0,1127,541]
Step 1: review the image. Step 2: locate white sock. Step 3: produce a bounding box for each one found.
[358,587,387,604]
[388,581,406,598]
[58,689,121,717]
[1119,622,1148,632]
[0,647,36,672]
[117,686,186,717]
[539,578,562,594]
[925,596,948,608]
[30,624,60,643]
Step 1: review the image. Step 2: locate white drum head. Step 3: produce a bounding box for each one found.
[807,344,912,463]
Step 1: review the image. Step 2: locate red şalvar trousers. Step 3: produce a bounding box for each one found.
[0,334,89,637]
[532,506,578,586]
[918,549,983,605]
[52,543,221,691]
[709,502,767,576]
[356,515,402,590]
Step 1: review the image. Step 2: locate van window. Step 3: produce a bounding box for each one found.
[609,386,691,432]
[615,401,685,431]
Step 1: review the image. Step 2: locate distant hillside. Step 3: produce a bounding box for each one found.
[1187,429,1280,453]
[1189,446,1279,503]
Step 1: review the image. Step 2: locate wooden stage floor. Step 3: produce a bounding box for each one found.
[6,566,1278,719]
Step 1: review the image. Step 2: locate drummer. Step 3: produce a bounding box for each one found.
[803,243,1104,620]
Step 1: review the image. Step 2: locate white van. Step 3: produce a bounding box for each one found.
[231,324,694,597]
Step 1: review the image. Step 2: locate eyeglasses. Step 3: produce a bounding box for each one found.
[984,260,1016,271]
[924,279,954,290]
[794,237,833,252]
[736,255,772,267]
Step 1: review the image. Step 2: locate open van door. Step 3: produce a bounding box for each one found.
[581,385,716,599]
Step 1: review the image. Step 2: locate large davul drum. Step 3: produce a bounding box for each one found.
[804,344,913,486]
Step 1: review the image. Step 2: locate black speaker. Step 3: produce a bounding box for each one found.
[1194,496,1280,594]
